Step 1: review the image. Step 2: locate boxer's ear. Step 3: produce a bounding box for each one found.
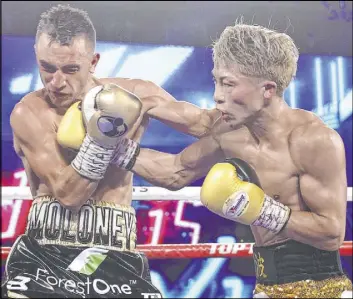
[90,53,100,74]
[261,81,277,99]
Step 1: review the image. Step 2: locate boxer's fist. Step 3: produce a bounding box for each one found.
[69,84,142,180]
[57,101,85,151]
[200,158,291,234]
[82,84,142,148]
[200,159,265,224]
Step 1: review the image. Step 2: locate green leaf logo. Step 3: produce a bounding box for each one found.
[67,248,108,276]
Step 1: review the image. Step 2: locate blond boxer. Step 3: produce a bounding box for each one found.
[129,23,353,298]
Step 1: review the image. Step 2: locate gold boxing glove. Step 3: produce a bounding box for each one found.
[70,84,142,180]
[81,84,142,148]
[200,158,291,234]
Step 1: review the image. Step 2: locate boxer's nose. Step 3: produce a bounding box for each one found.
[50,70,66,90]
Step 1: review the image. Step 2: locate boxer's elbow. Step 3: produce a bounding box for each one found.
[321,237,342,251]
[58,199,82,213]
[319,217,343,251]
[52,177,94,212]
[53,187,83,212]
[164,171,192,191]
[164,179,185,191]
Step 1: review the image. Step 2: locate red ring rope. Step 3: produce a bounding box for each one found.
[2,241,352,260]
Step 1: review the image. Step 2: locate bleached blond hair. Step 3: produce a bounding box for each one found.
[212,21,299,96]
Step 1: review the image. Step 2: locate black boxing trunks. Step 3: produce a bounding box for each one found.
[1,196,162,298]
[252,240,352,298]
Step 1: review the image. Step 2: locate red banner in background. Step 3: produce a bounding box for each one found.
[2,169,31,243]
[2,199,32,243]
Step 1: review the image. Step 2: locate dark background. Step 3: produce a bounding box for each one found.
[2,1,352,56]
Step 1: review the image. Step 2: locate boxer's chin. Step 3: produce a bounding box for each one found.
[229,122,244,130]
[225,118,244,129]
[49,94,75,108]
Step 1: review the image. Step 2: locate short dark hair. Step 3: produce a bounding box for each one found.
[36,4,96,50]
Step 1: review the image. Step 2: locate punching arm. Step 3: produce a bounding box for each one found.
[131,134,225,190]
[134,80,220,138]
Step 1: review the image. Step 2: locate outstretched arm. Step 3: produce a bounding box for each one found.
[281,124,347,251]
[133,80,220,138]
[131,133,225,190]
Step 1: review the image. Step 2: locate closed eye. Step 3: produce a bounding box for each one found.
[42,67,57,74]
[39,60,57,73]
[62,65,80,74]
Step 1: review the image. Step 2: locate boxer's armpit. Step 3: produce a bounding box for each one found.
[131,134,225,190]
[282,124,347,251]
[10,102,98,210]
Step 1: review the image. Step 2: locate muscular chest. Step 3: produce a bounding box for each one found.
[220,133,299,205]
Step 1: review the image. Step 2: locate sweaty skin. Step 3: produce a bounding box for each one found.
[132,68,347,251]
[10,34,220,211]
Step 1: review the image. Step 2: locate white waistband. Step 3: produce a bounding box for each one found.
[25,196,137,252]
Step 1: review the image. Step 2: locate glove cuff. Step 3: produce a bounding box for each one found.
[71,135,115,180]
[111,138,140,170]
[252,195,291,234]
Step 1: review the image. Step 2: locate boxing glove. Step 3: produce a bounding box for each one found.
[57,101,85,151]
[70,84,142,180]
[81,84,142,147]
[200,158,291,234]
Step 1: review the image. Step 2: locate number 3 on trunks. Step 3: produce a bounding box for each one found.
[7,275,31,291]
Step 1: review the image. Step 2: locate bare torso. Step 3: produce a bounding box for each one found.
[16,77,150,206]
[215,109,321,246]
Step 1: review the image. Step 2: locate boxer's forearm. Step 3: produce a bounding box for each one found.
[53,166,99,211]
[132,149,187,190]
[281,210,341,251]
[16,144,99,212]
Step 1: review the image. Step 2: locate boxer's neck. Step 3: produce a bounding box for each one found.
[245,97,289,145]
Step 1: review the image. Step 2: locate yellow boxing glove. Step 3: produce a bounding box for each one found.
[200,158,291,234]
[57,101,85,151]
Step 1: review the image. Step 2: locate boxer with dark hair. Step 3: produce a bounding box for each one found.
[2,4,219,298]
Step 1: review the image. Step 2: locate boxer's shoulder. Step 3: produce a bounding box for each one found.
[20,88,46,103]
[289,110,343,147]
[11,93,36,125]
[12,89,48,115]
[10,89,52,133]
[288,110,345,171]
